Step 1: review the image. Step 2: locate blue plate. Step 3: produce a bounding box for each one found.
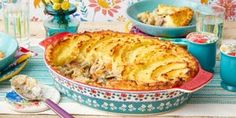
[0,59,28,82]
[0,32,18,71]
[126,0,200,37]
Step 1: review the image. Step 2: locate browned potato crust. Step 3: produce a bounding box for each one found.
[46,31,198,90]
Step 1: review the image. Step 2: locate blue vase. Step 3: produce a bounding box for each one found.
[43,4,79,37]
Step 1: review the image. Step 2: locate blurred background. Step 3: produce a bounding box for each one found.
[0,0,235,22]
[0,0,235,38]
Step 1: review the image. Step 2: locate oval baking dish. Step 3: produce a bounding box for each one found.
[40,32,213,114]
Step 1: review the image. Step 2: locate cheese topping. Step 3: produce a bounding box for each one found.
[46,31,198,90]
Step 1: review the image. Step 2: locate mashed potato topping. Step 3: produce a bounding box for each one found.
[46,31,198,90]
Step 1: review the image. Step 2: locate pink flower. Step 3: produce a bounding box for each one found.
[15,104,24,109]
[89,0,121,17]
[120,93,127,98]
[31,101,40,106]
[215,0,236,20]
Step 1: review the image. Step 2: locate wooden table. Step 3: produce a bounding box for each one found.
[0,21,236,118]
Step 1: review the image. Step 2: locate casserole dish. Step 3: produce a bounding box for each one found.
[40,32,213,114]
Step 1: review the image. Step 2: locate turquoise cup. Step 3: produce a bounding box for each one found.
[220,44,236,92]
[187,40,217,73]
[172,32,218,73]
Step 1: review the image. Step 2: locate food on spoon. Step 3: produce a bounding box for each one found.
[11,75,43,100]
[137,4,194,27]
[0,51,4,60]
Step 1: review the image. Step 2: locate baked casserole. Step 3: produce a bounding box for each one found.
[137,4,194,27]
[46,31,198,90]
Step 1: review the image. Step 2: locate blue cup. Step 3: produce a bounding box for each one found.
[171,32,218,73]
[187,40,217,73]
[220,45,236,92]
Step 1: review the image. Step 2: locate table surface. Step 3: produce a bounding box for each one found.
[29,21,236,40]
[0,21,236,40]
[0,21,236,118]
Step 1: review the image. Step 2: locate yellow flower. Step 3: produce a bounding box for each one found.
[53,3,61,10]
[201,0,208,4]
[34,0,41,8]
[44,0,50,4]
[61,1,70,11]
[51,0,60,3]
[97,0,110,8]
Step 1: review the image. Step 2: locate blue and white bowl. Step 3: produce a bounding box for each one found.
[126,0,199,37]
[0,32,18,71]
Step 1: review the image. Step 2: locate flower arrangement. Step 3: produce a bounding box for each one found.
[33,0,79,37]
[34,0,71,11]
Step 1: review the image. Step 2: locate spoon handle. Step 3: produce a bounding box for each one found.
[45,99,74,118]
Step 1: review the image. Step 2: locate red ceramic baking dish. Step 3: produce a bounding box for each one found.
[40,32,213,114]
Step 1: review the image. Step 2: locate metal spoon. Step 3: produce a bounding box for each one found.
[12,84,73,118]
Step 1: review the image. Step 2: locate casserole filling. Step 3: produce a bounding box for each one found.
[137,4,193,27]
[11,75,43,100]
[47,31,198,90]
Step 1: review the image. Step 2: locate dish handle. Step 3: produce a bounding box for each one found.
[39,32,71,49]
[160,38,188,46]
[178,68,213,92]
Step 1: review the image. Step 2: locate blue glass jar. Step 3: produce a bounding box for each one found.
[44,4,79,37]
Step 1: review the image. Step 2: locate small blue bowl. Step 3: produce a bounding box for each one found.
[220,45,236,92]
[0,32,18,71]
[126,0,199,37]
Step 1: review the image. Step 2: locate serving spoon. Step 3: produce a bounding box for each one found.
[11,77,73,118]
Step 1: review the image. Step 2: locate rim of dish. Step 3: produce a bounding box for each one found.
[186,32,219,45]
[220,44,236,58]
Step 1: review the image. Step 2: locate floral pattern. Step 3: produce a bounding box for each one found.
[89,0,121,18]
[54,80,190,113]
[5,90,41,109]
[213,0,236,21]
[52,69,191,113]
[52,72,184,102]
[0,0,235,22]
[5,85,60,112]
